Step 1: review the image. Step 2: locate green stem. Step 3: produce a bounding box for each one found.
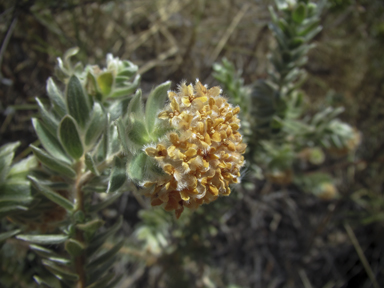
[74,158,86,288]
[71,150,124,287]
[78,151,124,187]
[72,151,124,287]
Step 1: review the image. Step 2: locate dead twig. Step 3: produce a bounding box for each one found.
[138,46,179,75]
[299,269,313,288]
[209,3,249,64]
[344,223,380,288]
[0,17,18,85]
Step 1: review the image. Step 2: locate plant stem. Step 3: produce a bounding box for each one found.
[78,151,124,188]
[71,151,124,287]
[74,158,86,288]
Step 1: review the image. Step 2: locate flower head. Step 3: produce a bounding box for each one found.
[144,80,246,218]
[328,127,361,157]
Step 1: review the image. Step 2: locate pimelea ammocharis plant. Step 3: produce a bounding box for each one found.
[213,0,361,201]
[3,49,140,287]
[123,80,247,219]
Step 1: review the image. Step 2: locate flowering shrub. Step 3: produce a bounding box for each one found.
[0,1,365,287]
[0,49,247,285]
[213,0,361,197]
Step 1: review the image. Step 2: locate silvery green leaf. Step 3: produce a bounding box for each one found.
[0,229,21,242]
[109,74,140,98]
[32,118,71,163]
[77,219,104,234]
[105,275,122,288]
[128,152,147,182]
[274,0,295,10]
[0,205,27,216]
[128,89,144,119]
[127,120,151,147]
[47,78,66,117]
[278,18,292,37]
[47,256,71,265]
[269,23,288,50]
[313,107,344,127]
[86,217,122,256]
[107,100,123,121]
[87,257,116,284]
[0,181,32,202]
[30,244,69,264]
[116,118,130,155]
[33,248,72,266]
[85,153,99,176]
[73,62,84,75]
[29,176,74,211]
[123,60,138,69]
[30,145,76,178]
[151,123,174,140]
[86,272,115,288]
[292,3,307,24]
[55,57,69,80]
[30,244,57,258]
[8,155,37,179]
[295,55,308,67]
[86,240,124,271]
[87,193,121,213]
[0,141,19,157]
[95,114,110,162]
[97,72,114,96]
[0,142,19,181]
[331,134,343,149]
[298,17,320,36]
[35,97,59,136]
[145,81,171,134]
[271,53,283,73]
[0,199,28,209]
[17,234,68,244]
[65,239,85,256]
[33,275,62,288]
[63,47,79,68]
[59,115,84,160]
[115,75,131,85]
[304,25,322,42]
[31,178,70,190]
[118,65,137,78]
[85,103,107,147]
[290,43,313,61]
[86,72,102,101]
[107,156,127,193]
[268,5,278,24]
[108,85,137,99]
[82,185,108,193]
[109,126,121,155]
[94,139,105,164]
[289,37,305,49]
[328,107,345,120]
[82,174,108,192]
[42,259,79,282]
[306,2,317,16]
[66,75,91,128]
[73,210,85,223]
[283,67,302,85]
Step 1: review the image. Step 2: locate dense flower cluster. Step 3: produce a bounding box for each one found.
[144,80,246,218]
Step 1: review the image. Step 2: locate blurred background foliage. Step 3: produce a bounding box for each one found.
[1,0,384,287]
